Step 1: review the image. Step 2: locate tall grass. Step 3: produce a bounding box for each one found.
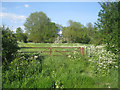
[2,43,118,88]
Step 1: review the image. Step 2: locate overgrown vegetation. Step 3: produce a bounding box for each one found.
[2,45,118,88]
[95,2,119,54]
[1,26,19,64]
[1,2,119,89]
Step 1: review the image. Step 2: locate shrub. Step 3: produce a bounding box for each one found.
[1,26,19,64]
[2,53,45,88]
[89,47,118,76]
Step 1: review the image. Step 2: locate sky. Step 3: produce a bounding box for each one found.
[0,2,101,32]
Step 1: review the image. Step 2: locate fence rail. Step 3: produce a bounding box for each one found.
[19,47,90,56]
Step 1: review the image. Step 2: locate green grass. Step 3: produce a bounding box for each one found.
[42,56,95,88]
[18,42,92,47]
[2,42,118,88]
[42,56,118,88]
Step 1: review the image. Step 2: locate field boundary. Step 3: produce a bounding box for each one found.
[19,47,89,56]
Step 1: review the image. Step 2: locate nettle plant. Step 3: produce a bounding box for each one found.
[89,48,118,76]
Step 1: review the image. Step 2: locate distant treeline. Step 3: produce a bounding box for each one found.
[1,2,119,54]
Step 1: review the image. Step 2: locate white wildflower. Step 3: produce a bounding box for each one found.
[68,55,71,58]
[108,61,112,64]
[115,66,118,68]
[56,86,59,88]
[34,56,38,59]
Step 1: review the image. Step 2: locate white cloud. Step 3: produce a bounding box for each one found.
[13,26,25,33]
[7,26,25,33]
[58,30,62,35]
[0,12,27,23]
[24,4,29,8]
[20,25,25,28]
[0,14,3,17]
[20,26,25,30]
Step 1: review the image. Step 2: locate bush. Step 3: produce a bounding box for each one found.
[1,26,19,64]
[89,47,118,76]
[3,55,41,82]
[62,39,67,43]
[2,53,54,88]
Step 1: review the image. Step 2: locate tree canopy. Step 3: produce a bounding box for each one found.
[95,2,119,54]
[24,11,58,43]
[15,27,28,43]
[62,20,90,43]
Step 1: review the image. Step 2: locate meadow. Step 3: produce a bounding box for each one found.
[2,43,118,88]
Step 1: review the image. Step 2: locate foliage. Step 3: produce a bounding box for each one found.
[2,2,120,88]
[24,11,58,43]
[1,26,19,64]
[62,20,90,43]
[22,33,28,43]
[16,27,24,42]
[89,46,118,76]
[15,27,28,43]
[95,2,119,54]
[2,42,118,88]
[2,53,53,88]
[86,22,101,45]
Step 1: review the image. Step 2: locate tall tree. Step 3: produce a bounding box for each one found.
[86,22,100,44]
[86,22,94,36]
[16,27,23,42]
[96,2,119,53]
[16,27,23,34]
[24,11,58,43]
[62,20,90,43]
[15,27,28,43]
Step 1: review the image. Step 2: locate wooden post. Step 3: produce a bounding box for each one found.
[50,47,52,56]
[82,47,83,55]
[80,47,81,55]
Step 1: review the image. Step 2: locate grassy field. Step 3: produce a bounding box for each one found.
[2,43,118,88]
[18,42,92,47]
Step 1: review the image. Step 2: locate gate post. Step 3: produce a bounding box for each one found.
[80,47,81,55]
[88,47,91,57]
[82,47,83,55]
[50,47,52,56]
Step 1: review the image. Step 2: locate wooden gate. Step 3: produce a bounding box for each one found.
[19,47,88,56]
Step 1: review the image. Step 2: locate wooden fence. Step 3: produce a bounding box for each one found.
[20,47,91,56]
